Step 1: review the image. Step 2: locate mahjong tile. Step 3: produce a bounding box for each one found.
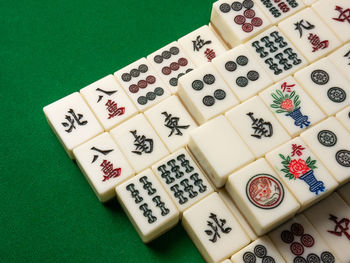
[177,62,238,125]
[114,58,170,111]
[219,189,258,241]
[43,92,103,159]
[147,41,195,94]
[294,57,350,116]
[230,236,286,263]
[109,113,169,173]
[259,76,326,137]
[327,43,350,82]
[226,158,300,235]
[338,182,350,206]
[336,105,350,132]
[245,26,307,82]
[278,8,341,63]
[208,23,230,50]
[312,0,350,43]
[212,44,273,102]
[188,115,254,188]
[304,193,350,263]
[80,75,138,131]
[266,137,338,211]
[152,148,214,213]
[182,192,250,263]
[115,169,179,243]
[302,0,317,6]
[269,214,338,263]
[225,96,290,158]
[210,0,271,48]
[178,25,227,66]
[144,95,197,153]
[255,0,305,24]
[300,117,350,184]
[73,132,134,202]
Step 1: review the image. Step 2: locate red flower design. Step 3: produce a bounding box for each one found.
[281,99,294,111]
[288,159,310,179]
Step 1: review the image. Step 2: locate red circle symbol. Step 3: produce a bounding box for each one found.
[129,84,139,93]
[170,62,179,71]
[138,79,148,89]
[178,58,188,66]
[290,242,304,256]
[301,234,314,248]
[162,67,171,75]
[242,23,253,32]
[251,17,263,27]
[244,9,255,19]
[234,15,246,25]
[146,75,156,84]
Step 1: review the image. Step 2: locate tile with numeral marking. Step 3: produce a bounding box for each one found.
[115,168,179,243]
[182,192,250,263]
[43,92,103,159]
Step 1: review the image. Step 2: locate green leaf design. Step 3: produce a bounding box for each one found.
[271,93,279,101]
[277,90,284,98]
[273,99,282,104]
[290,91,295,99]
[287,156,291,163]
[271,104,280,108]
[279,154,286,160]
[276,109,288,113]
[294,95,299,103]
[281,168,289,173]
[306,156,311,164]
[295,101,301,107]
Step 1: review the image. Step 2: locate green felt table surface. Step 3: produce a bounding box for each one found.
[0,0,218,262]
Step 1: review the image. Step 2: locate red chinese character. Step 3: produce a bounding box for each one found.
[308,33,329,52]
[105,100,125,119]
[204,48,216,62]
[333,6,350,24]
[291,144,305,157]
[100,160,121,181]
[280,82,295,92]
[328,214,350,241]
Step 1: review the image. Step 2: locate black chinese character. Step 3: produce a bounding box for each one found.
[294,20,315,38]
[61,109,88,133]
[247,112,273,139]
[90,147,113,163]
[96,88,117,103]
[130,130,153,155]
[162,112,190,137]
[192,35,211,52]
[205,213,232,243]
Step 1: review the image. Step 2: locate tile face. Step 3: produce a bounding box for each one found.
[43,92,103,159]
[327,43,350,82]
[178,62,238,125]
[294,57,350,116]
[110,114,169,173]
[73,132,135,202]
[226,96,290,158]
[182,192,250,263]
[80,75,138,130]
[212,44,273,102]
[266,137,338,211]
[338,182,350,206]
[115,169,179,243]
[304,193,350,263]
[278,8,341,63]
[336,105,350,132]
[300,117,350,184]
[269,214,338,263]
[178,25,227,66]
[147,41,196,94]
[219,189,257,241]
[230,236,286,263]
[152,148,214,213]
[302,0,317,5]
[312,0,350,43]
[210,0,271,47]
[256,0,305,24]
[144,95,197,153]
[188,116,254,188]
[245,26,307,82]
[259,76,326,137]
[226,158,300,235]
[114,58,170,111]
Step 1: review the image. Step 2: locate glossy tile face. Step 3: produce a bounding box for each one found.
[182,192,250,263]
[327,43,350,82]
[210,0,271,47]
[43,92,103,158]
[114,58,170,111]
[178,25,227,66]
[147,41,195,94]
[259,76,325,137]
[336,105,350,133]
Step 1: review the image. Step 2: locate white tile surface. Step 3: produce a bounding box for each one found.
[43,92,103,159]
[327,43,350,82]
[336,105,350,133]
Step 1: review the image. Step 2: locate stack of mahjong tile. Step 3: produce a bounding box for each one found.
[43,0,350,262]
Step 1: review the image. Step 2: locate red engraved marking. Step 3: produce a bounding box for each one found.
[146,75,156,84]
[100,160,121,182]
[244,9,256,19]
[162,66,171,75]
[291,223,304,236]
[105,100,125,119]
[138,79,148,89]
[328,214,350,240]
[280,82,295,92]
[178,58,188,66]
[242,23,253,32]
[170,62,179,71]
[129,84,139,93]
[234,15,246,25]
[301,234,315,248]
[291,144,305,157]
[204,48,216,62]
[290,242,304,256]
[308,33,329,52]
[333,6,350,24]
[251,17,263,27]
[278,2,290,13]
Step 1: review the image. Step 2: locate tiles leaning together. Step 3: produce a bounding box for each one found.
[43,0,350,262]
